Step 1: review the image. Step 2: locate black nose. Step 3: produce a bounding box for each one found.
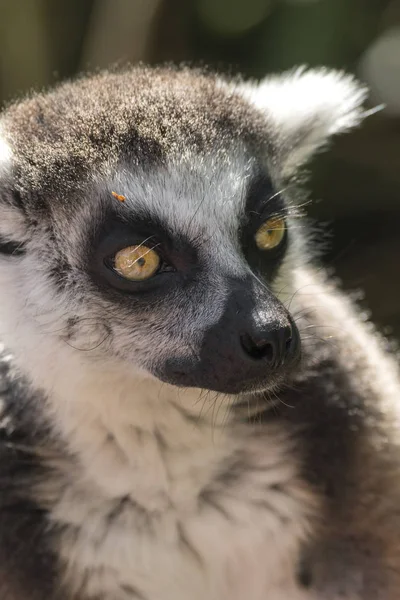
[240,322,296,367]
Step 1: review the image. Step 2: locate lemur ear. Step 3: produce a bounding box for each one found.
[238,67,368,177]
[0,131,29,245]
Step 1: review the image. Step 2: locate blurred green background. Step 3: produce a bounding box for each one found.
[1,0,399,339]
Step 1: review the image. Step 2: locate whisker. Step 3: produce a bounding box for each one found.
[63,330,111,352]
[185,194,208,236]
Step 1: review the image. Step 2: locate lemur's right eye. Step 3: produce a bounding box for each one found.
[255,217,286,251]
[113,245,161,281]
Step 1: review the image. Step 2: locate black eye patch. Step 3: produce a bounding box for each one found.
[0,237,25,256]
[244,171,286,225]
[240,170,288,280]
[88,212,199,298]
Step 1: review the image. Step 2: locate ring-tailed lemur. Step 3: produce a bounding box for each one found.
[0,66,399,600]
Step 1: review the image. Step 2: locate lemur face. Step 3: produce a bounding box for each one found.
[84,156,300,394]
[0,67,366,396]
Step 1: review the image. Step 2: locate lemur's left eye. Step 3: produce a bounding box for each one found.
[113,245,160,281]
[255,217,286,250]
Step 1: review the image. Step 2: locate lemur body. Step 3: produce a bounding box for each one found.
[0,67,399,599]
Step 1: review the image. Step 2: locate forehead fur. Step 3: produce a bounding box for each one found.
[0,65,367,221]
[0,67,267,202]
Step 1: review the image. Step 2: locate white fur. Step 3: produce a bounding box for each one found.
[0,132,11,167]
[48,381,315,600]
[0,134,331,600]
[0,256,316,600]
[0,69,379,599]
[0,134,30,242]
[234,68,368,175]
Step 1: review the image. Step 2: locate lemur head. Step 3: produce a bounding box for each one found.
[0,67,366,396]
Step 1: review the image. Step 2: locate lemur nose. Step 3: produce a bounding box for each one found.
[240,323,295,366]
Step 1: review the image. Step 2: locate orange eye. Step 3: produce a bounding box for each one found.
[114,245,160,281]
[254,217,286,250]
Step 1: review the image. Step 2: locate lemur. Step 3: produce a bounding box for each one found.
[0,65,399,600]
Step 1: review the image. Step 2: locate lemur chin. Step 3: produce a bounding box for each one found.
[0,65,399,600]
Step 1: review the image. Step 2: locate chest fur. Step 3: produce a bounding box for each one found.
[45,408,315,600]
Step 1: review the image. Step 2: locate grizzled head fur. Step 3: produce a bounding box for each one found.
[0,66,367,397]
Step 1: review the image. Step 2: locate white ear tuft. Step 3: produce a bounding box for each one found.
[0,129,29,243]
[237,67,368,175]
[0,130,12,175]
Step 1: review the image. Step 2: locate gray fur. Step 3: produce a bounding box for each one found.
[0,65,399,599]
